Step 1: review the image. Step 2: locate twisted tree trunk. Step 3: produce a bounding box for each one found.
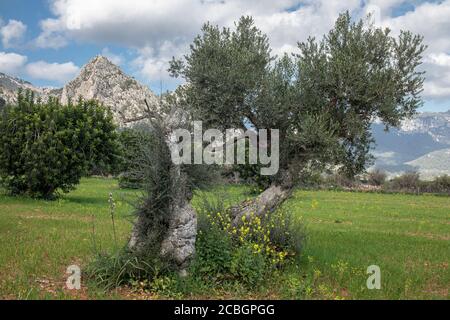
[128,167,197,272]
[127,101,197,274]
[230,184,291,226]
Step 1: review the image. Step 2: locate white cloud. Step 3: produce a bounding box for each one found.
[425,53,450,68]
[366,0,406,15]
[379,1,450,52]
[34,0,450,101]
[421,53,450,99]
[25,61,79,83]
[39,0,363,80]
[0,19,27,48]
[101,47,123,65]
[0,51,27,75]
[35,18,67,48]
[131,41,187,84]
[0,51,80,85]
[374,0,450,100]
[40,0,362,51]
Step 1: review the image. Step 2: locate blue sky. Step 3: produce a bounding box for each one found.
[0,0,449,112]
[0,0,144,88]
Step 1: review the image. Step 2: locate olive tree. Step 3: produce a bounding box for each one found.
[169,13,426,220]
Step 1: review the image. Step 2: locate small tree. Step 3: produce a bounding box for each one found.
[389,171,421,192]
[431,175,450,193]
[0,90,119,198]
[368,169,387,186]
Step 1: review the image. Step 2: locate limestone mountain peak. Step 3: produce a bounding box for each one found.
[60,56,159,126]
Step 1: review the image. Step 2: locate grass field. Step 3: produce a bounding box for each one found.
[0,178,448,299]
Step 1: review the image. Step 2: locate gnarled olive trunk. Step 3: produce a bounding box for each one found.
[229,167,294,226]
[127,105,197,273]
[128,165,197,273]
[230,184,292,227]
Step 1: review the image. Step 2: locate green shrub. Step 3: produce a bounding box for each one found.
[116,127,154,189]
[0,91,119,198]
[0,97,5,110]
[432,175,450,193]
[296,170,325,188]
[230,244,267,286]
[192,194,306,287]
[422,175,450,194]
[325,172,356,188]
[388,172,421,192]
[268,206,306,258]
[192,219,233,280]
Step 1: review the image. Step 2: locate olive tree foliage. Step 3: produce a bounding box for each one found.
[296,12,426,176]
[169,16,272,131]
[169,13,426,189]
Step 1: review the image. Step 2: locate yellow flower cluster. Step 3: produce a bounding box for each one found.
[206,208,292,267]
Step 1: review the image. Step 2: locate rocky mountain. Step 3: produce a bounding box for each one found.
[406,148,450,179]
[0,56,159,126]
[372,110,450,179]
[60,56,159,126]
[0,72,61,108]
[401,111,450,144]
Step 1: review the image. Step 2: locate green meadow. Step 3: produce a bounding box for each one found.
[0,178,448,299]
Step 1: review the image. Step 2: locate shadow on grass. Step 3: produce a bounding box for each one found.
[64,195,108,207]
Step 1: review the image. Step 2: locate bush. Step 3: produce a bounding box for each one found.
[0,91,119,198]
[191,194,306,287]
[422,175,450,194]
[193,220,233,280]
[367,169,387,186]
[116,127,155,189]
[230,244,267,286]
[431,175,450,193]
[388,172,421,192]
[325,172,356,188]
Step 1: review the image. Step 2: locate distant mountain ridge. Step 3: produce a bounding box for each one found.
[0,56,159,126]
[406,148,450,178]
[372,110,450,179]
[401,111,450,144]
[0,72,61,107]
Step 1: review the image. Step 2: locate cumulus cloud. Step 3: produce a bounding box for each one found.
[0,19,27,48]
[34,0,450,101]
[421,53,450,99]
[0,50,79,85]
[25,61,79,83]
[38,0,364,80]
[35,18,68,49]
[0,51,27,75]
[375,0,450,100]
[101,47,123,65]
